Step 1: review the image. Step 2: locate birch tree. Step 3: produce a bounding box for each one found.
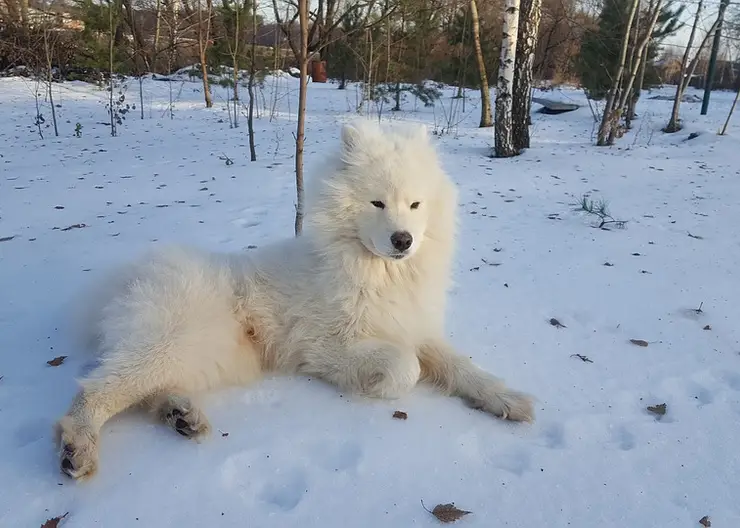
[294,0,308,236]
[665,0,708,132]
[595,0,639,146]
[470,0,492,128]
[605,0,663,144]
[512,0,541,150]
[247,0,257,161]
[198,0,214,108]
[494,0,520,157]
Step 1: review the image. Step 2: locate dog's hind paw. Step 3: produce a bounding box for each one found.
[156,394,211,439]
[466,389,535,423]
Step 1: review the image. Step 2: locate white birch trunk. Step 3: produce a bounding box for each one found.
[494,0,521,158]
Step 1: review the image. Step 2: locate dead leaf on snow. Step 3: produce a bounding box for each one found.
[688,232,704,240]
[549,318,566,328]
[40,512,68,528]
[570,354,593,363]
[647,403,667,417]
[703,325,711,331]
[0,235,15,242]
[47,356,67,367]
[58,223,87,232]
[392,410,408,420]
[699,515,711,527]
[422,501,471,523]
[630,339,649,347]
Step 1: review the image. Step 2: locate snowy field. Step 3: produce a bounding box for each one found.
[1,74,739,527]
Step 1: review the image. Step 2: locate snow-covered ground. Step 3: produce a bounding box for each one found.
[1,74,739,527]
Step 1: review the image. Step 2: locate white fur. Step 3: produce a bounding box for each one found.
[54,120,534,480]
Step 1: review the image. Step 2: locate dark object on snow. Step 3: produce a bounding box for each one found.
[649,93,702,103]
[532,97,579,114]
[311,61,327,83]
[686,132,701,141]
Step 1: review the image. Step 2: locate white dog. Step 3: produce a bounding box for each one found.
[55,120,534,480]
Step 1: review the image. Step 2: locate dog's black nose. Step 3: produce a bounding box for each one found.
[390,231,413,251]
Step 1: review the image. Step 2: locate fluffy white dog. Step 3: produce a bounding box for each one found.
[55,120,534,480]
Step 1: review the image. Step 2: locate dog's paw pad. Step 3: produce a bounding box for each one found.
[164,407,211,439]
[59,442,97,480]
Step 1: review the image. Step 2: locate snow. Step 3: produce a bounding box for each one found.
[1,75,739,527]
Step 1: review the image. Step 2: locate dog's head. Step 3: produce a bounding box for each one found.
[307,120,455,262]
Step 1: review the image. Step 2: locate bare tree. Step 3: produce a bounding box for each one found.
[494,0,521,157]
[41,12,59,137]
[295,0,309,236]
[665,0,711,132]
[470,0,492,127]
[604,0,663,144]
[109,0,118,137]
[247,0,258,160]
[198,0,214,108]
[595,0,640,146]
[512,0,541,150]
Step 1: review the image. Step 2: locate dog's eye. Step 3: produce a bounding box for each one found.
[410,202,421,210]
[371,201,386,209]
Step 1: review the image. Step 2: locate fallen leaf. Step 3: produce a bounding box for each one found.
[59,223,87,231]
[630,339,649,347]
[603,262,614,267]
[40,512,68,528]
[47,356,67,367]
[703,325,711,331]
[54,205,65,210]
[424,502,471,523]
[699,515,711,527]
[647,403,667,416]
[549,318,566,328]
[218,429,229,437]
[570,354,593,363]
[0,235,15,242]
[392,411,408,420]
[688,232,704,240]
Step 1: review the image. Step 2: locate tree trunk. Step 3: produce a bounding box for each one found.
[393,81,401,111]
[198,0,213,108]
[626,43,648,129]
[154,0,162,62]
[231,1,239,127]
[43,24,59,137]
[595,0,640,146]
[470,0,492,128]
[109,0,117,137]
[606,0,663,144]
[665,0,704,132]
[247,0,257,161]
[295,0,309,236]
[494,0,520,156]
[720,84,740,135]
[512,0,541,150]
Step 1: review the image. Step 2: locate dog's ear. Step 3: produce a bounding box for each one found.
[340,122,363,152]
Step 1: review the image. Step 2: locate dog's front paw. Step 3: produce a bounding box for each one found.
[55,417,99,480]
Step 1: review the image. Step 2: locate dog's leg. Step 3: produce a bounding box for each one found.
[55,374,163,480]
[300,339,421,399]
[418,339,534,422]
[149,391,211,439]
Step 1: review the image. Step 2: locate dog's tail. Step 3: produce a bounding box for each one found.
[418,341,534,422]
